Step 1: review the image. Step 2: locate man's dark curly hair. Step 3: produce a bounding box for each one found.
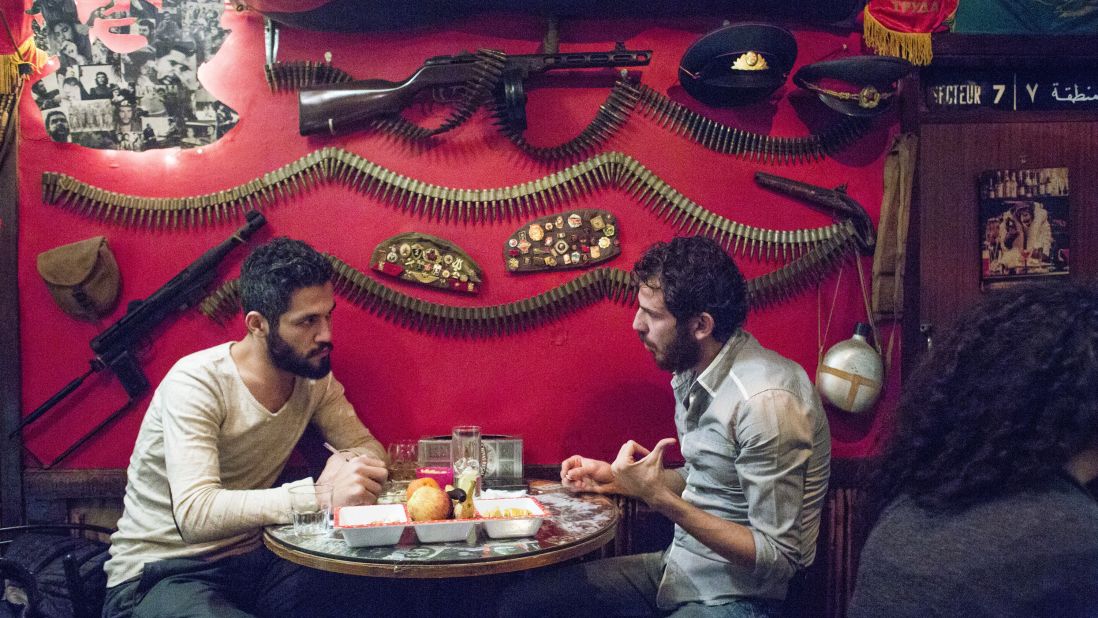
[239,237,332,323]
[632,236,748,343]
[864,281,1098,521]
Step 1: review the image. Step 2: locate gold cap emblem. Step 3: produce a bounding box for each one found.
[731,51,769,71]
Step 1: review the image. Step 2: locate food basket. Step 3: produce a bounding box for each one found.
[474,497,547,539]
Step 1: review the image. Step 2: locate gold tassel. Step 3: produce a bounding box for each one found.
[0,54,21,93]
[863,7,935,66]
[0,38,49,94]
[18,37,50,71]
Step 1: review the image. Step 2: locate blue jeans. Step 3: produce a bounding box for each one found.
[497,552,784,617]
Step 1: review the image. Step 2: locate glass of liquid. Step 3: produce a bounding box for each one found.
[451,425,482,500]
[382,439,419,501]
[288,483,333,536]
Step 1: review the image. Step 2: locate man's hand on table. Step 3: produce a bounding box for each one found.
[561,455,621,494]
[317,452,389,507]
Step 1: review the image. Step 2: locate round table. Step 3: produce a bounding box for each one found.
[263,489,618,578]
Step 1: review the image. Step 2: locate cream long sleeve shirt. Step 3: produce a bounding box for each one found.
[104,342,385,587]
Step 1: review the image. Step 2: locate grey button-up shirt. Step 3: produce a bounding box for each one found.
[657,330,831,607]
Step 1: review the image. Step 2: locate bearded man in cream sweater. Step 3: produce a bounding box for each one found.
[102,237,390,617]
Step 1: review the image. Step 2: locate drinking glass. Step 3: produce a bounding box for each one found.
[450,425,481,496]
[387,440,419,483]
[288,483,333,536]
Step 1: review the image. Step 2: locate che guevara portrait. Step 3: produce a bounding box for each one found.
[28,0,239,151]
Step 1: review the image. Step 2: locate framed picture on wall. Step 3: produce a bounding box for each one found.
[979,167,1070,288]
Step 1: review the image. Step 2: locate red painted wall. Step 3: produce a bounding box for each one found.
[13,5,900,469]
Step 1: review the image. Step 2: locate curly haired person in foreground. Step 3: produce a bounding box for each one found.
[849,281,1098,617]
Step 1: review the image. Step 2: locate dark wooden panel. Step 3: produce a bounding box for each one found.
[932,33,1098,66]
[916,121,1098,345]
[919,111,1098,125]
[24,469,128,500]
[1,90,23,527]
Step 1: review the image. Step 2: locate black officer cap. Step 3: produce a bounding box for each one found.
[793,55,915,117]
[678,23,797,107]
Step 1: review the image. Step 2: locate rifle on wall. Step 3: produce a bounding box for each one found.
[13,210,267,468]
[299,44,651,137]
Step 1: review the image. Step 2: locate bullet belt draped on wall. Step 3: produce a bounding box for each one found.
[41,146,870,336]
[266,59,871,163]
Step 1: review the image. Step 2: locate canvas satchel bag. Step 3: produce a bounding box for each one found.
[35,237,120,321]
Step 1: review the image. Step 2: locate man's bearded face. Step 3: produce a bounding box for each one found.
[644,319,701,373]
[267,320,332,379]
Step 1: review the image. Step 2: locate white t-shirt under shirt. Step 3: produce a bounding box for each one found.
[104,342,385,587]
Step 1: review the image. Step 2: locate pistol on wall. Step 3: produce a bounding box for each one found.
[754,171,876,255]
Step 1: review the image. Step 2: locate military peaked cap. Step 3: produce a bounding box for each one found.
[678,23,797,107]
[793,55,915,117]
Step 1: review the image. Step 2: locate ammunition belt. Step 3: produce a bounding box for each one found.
[486,79,641,160]
[626,83,871,164]
[265,60,353,92]
[369,49,507,140]
[265,56,871,163]
[42,149,851,262]
[1,87,23,160]
[200,233,857,336]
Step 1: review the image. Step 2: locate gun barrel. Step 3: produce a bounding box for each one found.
[90,211,266,358]
[8,367,96,437]
[754,172,852,213]
[533,49,652,70]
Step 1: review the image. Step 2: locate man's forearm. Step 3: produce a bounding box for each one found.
[648,489,756,568]
[172,484,294,543]
[661,467,686,495]
[343,435,386,462]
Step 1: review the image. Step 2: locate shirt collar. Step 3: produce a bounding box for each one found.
[671,329,748,400]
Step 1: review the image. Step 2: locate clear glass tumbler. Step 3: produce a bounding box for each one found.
[450,425,481,486]
[288,483,333,536]
[387,440,419,483]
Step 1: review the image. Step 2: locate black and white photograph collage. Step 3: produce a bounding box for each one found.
[29,0,239,151]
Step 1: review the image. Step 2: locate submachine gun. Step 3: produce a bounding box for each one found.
[13,210,268,468]
[299,44,652,136]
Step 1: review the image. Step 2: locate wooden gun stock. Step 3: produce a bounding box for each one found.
[300,63,478,136]
[298,46,652,137]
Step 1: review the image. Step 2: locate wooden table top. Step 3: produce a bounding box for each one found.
[263,488,618,578]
